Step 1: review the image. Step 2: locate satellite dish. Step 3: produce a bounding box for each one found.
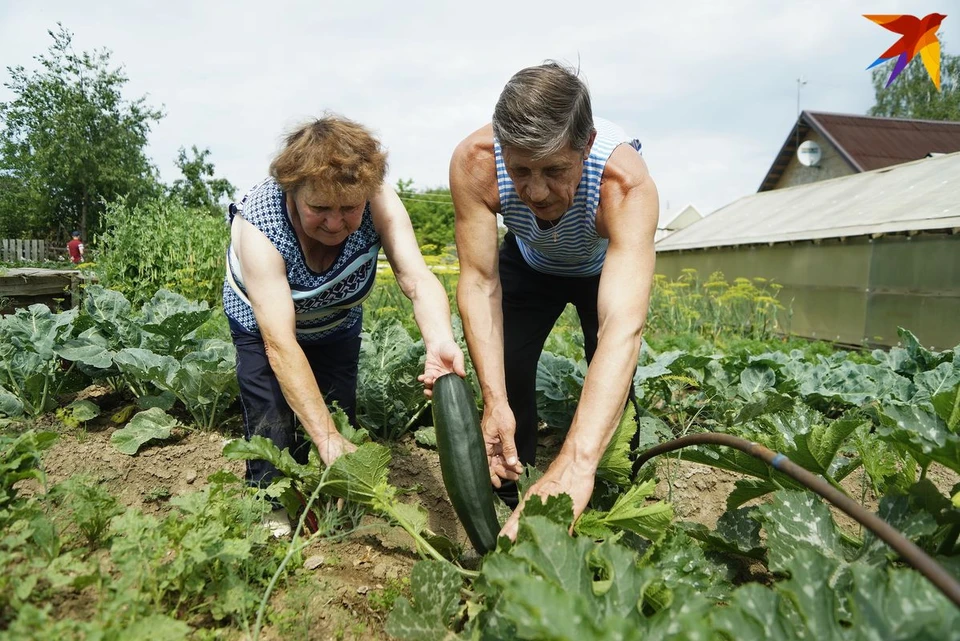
[797,140,822,167]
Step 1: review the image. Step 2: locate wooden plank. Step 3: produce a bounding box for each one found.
[0,275,73,296]
[0,268,98,305]
[3,268,80,277]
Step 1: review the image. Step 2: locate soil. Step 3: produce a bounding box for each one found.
[650,453,959,536]
[14,389,960,640]
[19,393,456,641]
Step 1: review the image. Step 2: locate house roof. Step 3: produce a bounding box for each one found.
[657,204,701,231]
[656,151,960,252]
[758,111,960,192]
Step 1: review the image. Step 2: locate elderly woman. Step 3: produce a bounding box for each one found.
[224,115,464,534]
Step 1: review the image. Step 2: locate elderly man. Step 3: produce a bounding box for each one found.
[450,61,658,539]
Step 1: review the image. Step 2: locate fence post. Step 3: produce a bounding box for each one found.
[0,238,57,262]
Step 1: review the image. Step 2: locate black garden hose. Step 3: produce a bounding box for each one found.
[632,432,960,609]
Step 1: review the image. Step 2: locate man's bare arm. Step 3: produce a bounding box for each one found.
[560,146,659,474]
[450,128,522,482]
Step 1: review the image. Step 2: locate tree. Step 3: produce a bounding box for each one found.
[167,145,236,215]
[395,179,455,254]
[868,42,960,121]
[0,25,163,240]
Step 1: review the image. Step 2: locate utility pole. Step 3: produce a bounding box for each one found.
[795,76,807,149]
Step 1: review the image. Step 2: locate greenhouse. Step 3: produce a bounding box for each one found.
[655,151,960,348]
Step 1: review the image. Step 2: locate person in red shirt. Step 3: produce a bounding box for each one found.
[66,231,84,264]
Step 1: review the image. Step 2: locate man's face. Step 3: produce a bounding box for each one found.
[501,132,595,220]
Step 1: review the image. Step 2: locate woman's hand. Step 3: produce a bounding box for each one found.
[314,431,357,467]
[418,339,467,397]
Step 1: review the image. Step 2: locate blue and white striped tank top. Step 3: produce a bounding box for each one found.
[495,118,638,277]
[222,178,381,344]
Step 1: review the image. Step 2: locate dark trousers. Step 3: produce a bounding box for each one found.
[229,319,361,488]
[496,232,615,505]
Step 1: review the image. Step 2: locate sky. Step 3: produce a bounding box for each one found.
[0,0,956,222]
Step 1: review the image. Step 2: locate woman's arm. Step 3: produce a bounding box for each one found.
[370,183,465,390]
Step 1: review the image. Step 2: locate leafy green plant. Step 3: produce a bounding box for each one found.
[110,407,180,455]
[368,577,411,614]
[0,430,57,525]
[107,470,279,627]
[97,195,229,307]
[576,480,673,542]
[356,319,428,441]
[110,340,238,431]
[56,285,143,393]
[0,431,96,628]
[414,426,437,448]
[0,304,82,415]
[389,488,959,640]
[143,487,172,504]
[53,475,123,548]
[224,438,463,569]
[535,351,585,431]
[51,286,239,429]
[56,399,100,430]
[647,269,786,341]
[137,289,215,358]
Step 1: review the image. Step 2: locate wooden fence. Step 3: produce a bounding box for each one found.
[0,239,49,262]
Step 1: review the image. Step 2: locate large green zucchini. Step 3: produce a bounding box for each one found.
[432,373,500,554]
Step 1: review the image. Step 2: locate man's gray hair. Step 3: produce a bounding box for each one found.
[492,61,594,159]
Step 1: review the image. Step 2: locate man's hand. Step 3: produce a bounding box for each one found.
[418,340,467,397]
[314,431,357,467]
[499,459,595,541]
[481,402,523,488]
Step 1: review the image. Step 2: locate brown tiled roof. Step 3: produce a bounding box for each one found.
[758,111,960,192]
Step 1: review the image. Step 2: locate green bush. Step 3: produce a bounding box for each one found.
[646,269,786,341]
[96,196,228,307]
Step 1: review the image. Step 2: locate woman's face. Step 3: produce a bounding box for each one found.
[291,183,364,246]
